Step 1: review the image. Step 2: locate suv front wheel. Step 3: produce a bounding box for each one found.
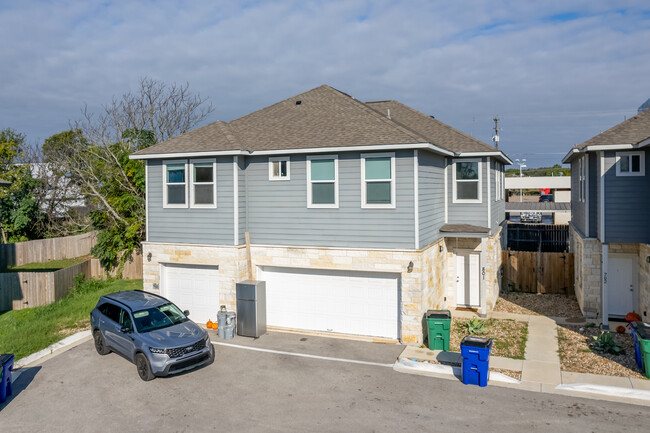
[136,353,155,381]
[93,330,111,355]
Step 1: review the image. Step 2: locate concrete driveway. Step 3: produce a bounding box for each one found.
[1,331,648,432]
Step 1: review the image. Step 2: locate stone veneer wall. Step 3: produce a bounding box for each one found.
[142,232,501,345]
[570,225,601,318]
[639,244,650,320]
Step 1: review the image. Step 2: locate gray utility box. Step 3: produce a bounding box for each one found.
[236,280,267,338]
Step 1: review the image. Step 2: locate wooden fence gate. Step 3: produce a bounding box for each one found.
[502,250,574,294]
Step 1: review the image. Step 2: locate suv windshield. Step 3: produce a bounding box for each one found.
[133,303,188,333]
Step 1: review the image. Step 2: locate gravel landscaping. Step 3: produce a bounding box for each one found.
[557,325,646,379]
[495,292,583,317]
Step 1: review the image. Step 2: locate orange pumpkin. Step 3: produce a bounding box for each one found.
[206,320,213,329]
[626,312,641,323]
[616,325,626,334]
[211,322,218,330]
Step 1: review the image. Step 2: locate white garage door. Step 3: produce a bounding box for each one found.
[258,266,399,340]
[162,264,220,324]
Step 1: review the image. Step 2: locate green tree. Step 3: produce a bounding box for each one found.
[0,128,43,242]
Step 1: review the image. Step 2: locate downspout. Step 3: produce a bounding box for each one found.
[413,150,419,250]
[480,237,487,318]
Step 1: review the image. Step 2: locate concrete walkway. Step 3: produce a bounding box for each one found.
[397,309,650,406]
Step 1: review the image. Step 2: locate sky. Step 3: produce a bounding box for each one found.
[1,1,649,168]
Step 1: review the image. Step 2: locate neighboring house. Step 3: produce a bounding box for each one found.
[562,109,650,327]
[131,85,512,344]
[504,176,571,224]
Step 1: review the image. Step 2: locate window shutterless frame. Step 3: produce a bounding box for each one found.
[361,152,396,208]
[452,158,482,203]
[307,154,338,208]
[190,159,217,208]
[163,160,188,208]
[615,151,645,177]
[268,156,290,180]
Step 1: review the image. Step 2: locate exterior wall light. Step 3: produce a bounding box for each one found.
[147,252,152,262]
[407,261,414,273]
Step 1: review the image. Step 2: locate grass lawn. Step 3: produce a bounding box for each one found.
[0,278,142,360]
[6,255,93,272]
[449,318,529,359]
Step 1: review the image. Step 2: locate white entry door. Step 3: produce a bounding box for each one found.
[456,253,480,307]
[162,264,220,324]
[259,266,399,339]
[607,254,637,317]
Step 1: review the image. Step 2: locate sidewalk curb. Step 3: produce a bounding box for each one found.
[14,330,92,371]
[555,383,650,402]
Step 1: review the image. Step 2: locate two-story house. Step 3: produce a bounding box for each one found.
[563,109,650,328]
[131,85,511,344]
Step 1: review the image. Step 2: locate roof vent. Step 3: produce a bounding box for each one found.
[295,100,302,105]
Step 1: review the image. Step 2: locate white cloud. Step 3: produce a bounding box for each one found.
[0,0,649,166]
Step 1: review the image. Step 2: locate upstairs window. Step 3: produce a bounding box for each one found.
[361,153,395,208]
[164,160,187,208]
[578,156,586,202]
[494,161,503,201]
[616,152,645,176]
[307,155,338,208]
[269,156,290,180]
[190,160,217,208]
[453,159,482,203]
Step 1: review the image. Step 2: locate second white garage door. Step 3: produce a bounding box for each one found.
[258,266,399,340]
[162,264,220,325]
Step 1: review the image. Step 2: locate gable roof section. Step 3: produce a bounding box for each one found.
[133,85,506,160]
[365,100,497,153]
[563,109,650,163]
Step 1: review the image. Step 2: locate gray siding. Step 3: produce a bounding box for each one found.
[447,157,490,228]
[489,158,506,233]
[238,156,247,245]
[418,150,445,247]
[571,158,586,235]
[588,152,598,238]
[244,151,415,249]
[147,158,234,245]
[604,149,650,243]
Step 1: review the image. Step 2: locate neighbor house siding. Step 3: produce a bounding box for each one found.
[147,158,234,245]
[447,157,490,228]
[490,158,505,234]
[244,151,415,249]
[604,149,650,244]
[418,150,445,247]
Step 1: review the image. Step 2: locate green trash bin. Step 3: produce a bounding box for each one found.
[633,321,650,378]
[426,310,451,351]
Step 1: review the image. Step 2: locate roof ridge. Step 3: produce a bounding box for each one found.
[370,100,497,152]
[578,107,650,149]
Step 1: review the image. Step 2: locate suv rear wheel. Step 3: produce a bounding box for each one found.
[93,330,111,355]
[136,353,155,381]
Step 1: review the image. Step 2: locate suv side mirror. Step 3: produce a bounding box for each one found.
[183,310,190,317]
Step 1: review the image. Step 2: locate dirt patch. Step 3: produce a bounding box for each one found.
[495,292,583,318]
[450,318,528,359]
[557,325,645,379]
[56,319,90,336]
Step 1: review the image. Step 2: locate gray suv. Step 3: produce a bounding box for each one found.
[90,291,214,381]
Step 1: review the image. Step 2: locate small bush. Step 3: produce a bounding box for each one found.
[589,331,624,355]
[463,318,487,335]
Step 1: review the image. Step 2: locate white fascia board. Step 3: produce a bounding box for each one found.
[457,152,513,165]
[562,148,579,164]
[636,137,650,147]
[130,150,247,160]
[585,144,634,152]
[130,143,455,160]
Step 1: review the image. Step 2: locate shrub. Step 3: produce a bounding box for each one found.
[589,331,623,355]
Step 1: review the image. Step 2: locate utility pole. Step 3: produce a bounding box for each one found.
[492,116,500,148]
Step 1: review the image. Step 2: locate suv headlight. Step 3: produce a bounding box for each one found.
[149,347,166,354]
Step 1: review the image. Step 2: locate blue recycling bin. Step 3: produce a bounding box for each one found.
[0,353,14,404]
[630,323,644,370]
[460,336,492,387]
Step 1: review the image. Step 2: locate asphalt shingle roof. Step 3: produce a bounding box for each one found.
[133,85,498,157]
[575,108,650,150]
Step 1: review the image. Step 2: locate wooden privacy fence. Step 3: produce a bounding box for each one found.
[0,253,142,311]
[0,231,97,270]
[502,249,574,294]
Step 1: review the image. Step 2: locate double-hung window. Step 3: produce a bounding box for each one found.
[307,155,338,208]
[578,156,586,202]
[361,153,395,208]
[163,160,188,208]
[190,159,217,208]
[453,158,482,203]
[616,152,645,176]
[269,156,290,180]
[494,161,503,201]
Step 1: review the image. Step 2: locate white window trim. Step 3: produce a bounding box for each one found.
[190,159,217,209]
[578,156,586,203]
[452,158,482,204]
[494,161,504,201]
[307,154,339,209]
[163,159,188,209]
[615,151,645,176]
[268,156,290,181]
[361,152,396,209]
